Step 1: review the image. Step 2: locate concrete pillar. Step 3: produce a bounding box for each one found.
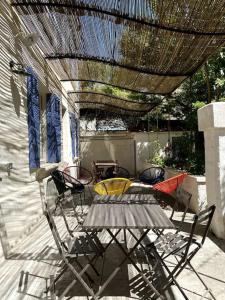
[198,102,225,238]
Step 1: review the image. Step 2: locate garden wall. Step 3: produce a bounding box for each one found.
[80,131,183,175]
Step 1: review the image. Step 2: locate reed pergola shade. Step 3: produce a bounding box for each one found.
[48,58,186,94]
[68,91,156,116]
[11,0,225,113]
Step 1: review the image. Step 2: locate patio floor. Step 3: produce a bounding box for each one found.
[0,185,225,300]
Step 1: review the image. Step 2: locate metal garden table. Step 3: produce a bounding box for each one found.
[92,160,118,181]
[82,193,175,299]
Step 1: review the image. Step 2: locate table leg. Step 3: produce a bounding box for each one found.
[94,229,164,299]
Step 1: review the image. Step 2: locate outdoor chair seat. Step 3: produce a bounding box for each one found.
[65,234,104,257]
[153,173,187,195]
[139,167,165,185]
[64,165,93,186]
[153,173,188,211]
[94,178,132,195]
[153,231,197,257]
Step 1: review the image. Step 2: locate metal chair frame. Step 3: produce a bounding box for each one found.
[149,205,216,300]
[104,166,130,180]
[51,169,85,219]
[153,187,192,239]
[171,186,192,225]
[64,165,94,202]
[44,200,104,300]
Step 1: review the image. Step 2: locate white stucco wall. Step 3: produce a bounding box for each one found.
[0,1,76,257]
[80,131,183,176]
[198,103,225,239]
[133,131,183,173]
[80,132,136,175]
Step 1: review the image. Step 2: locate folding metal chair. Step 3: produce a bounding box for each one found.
[148,205,216,300]
[44,200,104,300]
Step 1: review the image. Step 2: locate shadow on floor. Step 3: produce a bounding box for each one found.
[53,244,174,300]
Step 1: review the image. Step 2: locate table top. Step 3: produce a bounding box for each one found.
[83,194,175,230]
[94,160,118,167]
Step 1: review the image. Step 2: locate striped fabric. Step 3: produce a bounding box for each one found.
[46,93,61,163]
[26,67,40,169]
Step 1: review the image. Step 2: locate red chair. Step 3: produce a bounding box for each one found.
[153,173,188,210]
[153,173,188,195]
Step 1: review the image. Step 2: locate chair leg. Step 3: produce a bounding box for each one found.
[80,193,84,215]
[49,275,56,300]
[59,257,98,300]
[71,195,83,225]
[45,264,67,294]
[59,202,74,237]
[149,246,189,300]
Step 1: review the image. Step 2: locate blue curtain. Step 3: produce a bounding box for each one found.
[75,117,79,157]
[69,112,79,157]
[46,93,61,163]
[69,112,76,158]
[26,67,40,169]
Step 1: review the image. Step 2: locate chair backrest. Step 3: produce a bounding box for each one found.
[197,205,216,245]
[171,186,192,225]
[153,173,188,194]
[94,178,132,195]
[64,165,93,185]
[183,205,216,258]
[139,167,165,184]
[105,166,130,179]
[51,169,83,195]
[51,170,68,195]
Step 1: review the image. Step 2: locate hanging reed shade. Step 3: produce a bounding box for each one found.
[49,59,185,94]
[11,0,225,96]
[68,91,155,116]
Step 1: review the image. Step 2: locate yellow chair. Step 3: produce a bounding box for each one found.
[94,178,132,196]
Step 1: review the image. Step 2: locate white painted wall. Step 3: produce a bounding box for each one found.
[0,1,76,258]
[80,131,183,175]
[80,132,135,175]
[134,131,183,173]
[198,103,225,239]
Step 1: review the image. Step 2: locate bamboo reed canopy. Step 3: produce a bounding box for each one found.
[11,0,225,114]
[68,91,157,116]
